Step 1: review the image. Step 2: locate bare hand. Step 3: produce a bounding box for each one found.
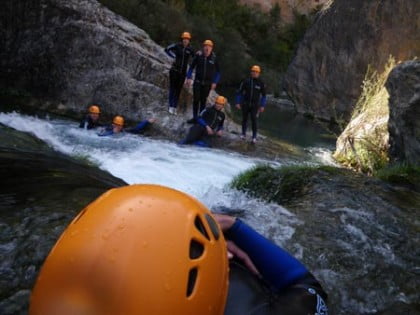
[227,241,261,277]
[216,130,223,137]
[211,83,217,90]
[212,213,236,231]
[236,104,241,110]
[148,118,156,123]
[259,107,265,113]
[186,79,193,87]
[206,126,214,135]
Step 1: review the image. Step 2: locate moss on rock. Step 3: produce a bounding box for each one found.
[230,164,343,204]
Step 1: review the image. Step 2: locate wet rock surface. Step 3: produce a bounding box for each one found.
[233,166,420,314]
[0,0,178,135]
[283,0,420,121]
[286,170,420,314]
[386,60,420,165]
[0,0,292,156]
[0,124,126,314]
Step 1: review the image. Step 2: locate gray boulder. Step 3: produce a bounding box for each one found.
[0,0,191,136]
[283,0,420,122]
[386,60,420,165]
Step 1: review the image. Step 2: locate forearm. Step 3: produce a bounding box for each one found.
[128,120,150,133]
[225,219,308,291]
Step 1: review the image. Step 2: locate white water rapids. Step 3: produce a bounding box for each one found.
[2,112,419,314]
[0,111,333,245]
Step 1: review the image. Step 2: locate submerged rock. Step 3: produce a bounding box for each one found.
[0,124,126,314]
[386,60,420,165]
[283,0,420,121]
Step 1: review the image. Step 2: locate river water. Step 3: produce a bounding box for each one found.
[0,111,418,314]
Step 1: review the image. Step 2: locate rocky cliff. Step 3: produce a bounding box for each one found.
[0,0,197,136]
[240,0,330,24]
[283,0,420,121]
[386,60,420,165]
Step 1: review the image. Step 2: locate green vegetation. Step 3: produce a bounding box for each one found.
[230,164,342,204]
[374,163,420,188]
[333,56,396,174]
[99,0,316,92]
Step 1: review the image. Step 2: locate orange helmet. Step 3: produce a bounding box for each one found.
[89,105,100,114]
[203,39,214,47]
[251,65,261,73]
[112,115,124,126]
[181,31,192,40]
[29,185,229,315]
[215,96,227,106]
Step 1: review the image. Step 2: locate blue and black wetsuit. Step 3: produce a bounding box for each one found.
[182,106,225,146]
[164,42,195,109]
[225,219,328,315]
[98,120,151,137]
[186,51,221,120]
[236,77,266,139]
[79,115,102,130]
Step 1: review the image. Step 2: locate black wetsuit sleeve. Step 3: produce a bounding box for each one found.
[199,109,211,126]
[260,81,267,107]
[217,113,225,131]
[226,219,309,291]
[213,58,221,84]
[187,54,198,79]
[79,118,87,128]
[164,43,177,58]
[235,80,245,104]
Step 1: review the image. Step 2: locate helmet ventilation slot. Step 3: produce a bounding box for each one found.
[186,267,198,297]
[189,239,204,259]
[205,214,220,240]
[194,216,210,240]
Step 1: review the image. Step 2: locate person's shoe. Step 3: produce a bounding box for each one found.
[187,118,196,124]
[240,135,246,141]
[168,107,175,115]
[251,138,257,144]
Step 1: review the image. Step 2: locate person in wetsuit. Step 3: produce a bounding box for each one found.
[79,105,102,130]
[98,115,156,137]
[181,95,226,146]
[164,32,195,115]
[215,213,329,315]
[186,39,221,123]
[236,65,267,144]
[30,184,329,315]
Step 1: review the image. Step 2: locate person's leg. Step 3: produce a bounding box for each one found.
[192,83,201,120]
[250,106,258,140]
[168,70,177,108]
[199,84,211,113]
[184,125,206,144]
[173,73,185,108]
[241,105,250,137]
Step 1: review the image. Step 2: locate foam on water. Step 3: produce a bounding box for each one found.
[0,112,302,243]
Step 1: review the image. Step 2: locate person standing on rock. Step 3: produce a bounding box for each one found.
[180,95,226,147]
[236,65,266,144]
[164,32,195,115]
[186,39,221,123]
[79,105,102,130]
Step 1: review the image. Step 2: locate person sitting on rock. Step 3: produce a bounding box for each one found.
[164,32,195,115]
[79,105,102,130]
[236,65,266,144]
[98,115,156,137]
[186,39,221,123]
[180,95,226,147]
